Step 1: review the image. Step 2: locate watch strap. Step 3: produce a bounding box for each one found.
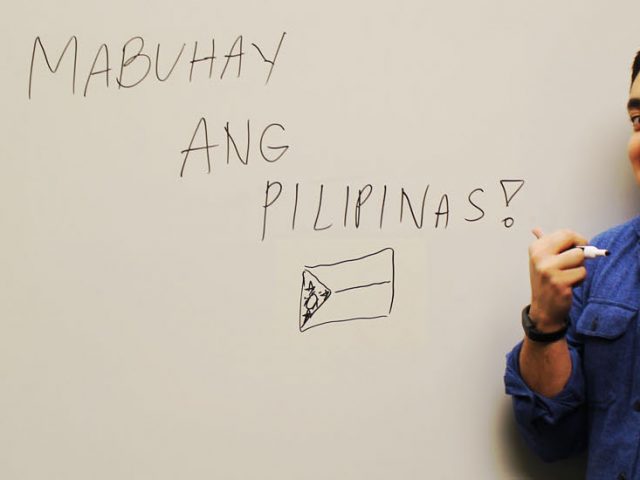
[521,305,568,343]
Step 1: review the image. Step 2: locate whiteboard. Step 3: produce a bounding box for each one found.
[3,1,640,478]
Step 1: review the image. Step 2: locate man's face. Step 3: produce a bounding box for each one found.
[627,77,640,183]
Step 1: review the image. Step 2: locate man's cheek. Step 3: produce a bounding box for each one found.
[627,133,640,185]
[628,133,640,162]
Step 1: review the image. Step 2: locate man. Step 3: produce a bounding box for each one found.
[505,51,640,480]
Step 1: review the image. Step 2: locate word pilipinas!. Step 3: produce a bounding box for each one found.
[28,33,287,98]
[260,180,526,240]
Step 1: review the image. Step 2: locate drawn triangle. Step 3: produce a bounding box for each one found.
[299,270,332,330]
[500,179,525,207]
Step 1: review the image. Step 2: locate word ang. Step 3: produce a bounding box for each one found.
[179,117,289,177]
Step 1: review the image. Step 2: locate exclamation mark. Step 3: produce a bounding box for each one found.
[500,179,525,228]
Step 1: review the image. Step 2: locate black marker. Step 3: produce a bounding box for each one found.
[531,228,610,259]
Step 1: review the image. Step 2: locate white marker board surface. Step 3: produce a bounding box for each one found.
[3,1,640,479]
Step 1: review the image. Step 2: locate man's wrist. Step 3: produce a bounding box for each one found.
[522,305,569,343]
[529,305,566,332]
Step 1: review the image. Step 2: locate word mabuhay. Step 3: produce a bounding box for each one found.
[28,33,287,98]
[260,180,526,240]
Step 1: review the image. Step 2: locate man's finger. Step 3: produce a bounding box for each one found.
[541,230,589,254]
[555,266,588,286]
[532,227,544,239]
[552,248,586,270]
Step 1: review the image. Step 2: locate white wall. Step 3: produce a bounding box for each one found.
[2,1,639,478]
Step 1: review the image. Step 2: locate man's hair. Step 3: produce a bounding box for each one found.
[632,50,640,86]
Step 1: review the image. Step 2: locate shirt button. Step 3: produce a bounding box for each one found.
[634,401,640,412]
[618,473,626,480]
[590,318,598,330]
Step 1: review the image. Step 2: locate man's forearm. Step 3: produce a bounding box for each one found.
[519,337,572,398]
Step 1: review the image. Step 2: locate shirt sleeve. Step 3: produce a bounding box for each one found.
[504,339,586,461]
[504,288,588,462]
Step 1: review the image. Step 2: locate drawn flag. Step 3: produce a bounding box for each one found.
[298,248,395,332]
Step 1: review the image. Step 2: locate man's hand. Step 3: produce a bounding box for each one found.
[528,228,588,332]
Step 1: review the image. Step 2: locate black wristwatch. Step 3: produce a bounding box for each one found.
[521,305,569,343]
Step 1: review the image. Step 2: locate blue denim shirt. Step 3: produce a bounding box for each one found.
[505,216,640,480]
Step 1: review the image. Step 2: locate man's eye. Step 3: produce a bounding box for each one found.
[631,116,640,128]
